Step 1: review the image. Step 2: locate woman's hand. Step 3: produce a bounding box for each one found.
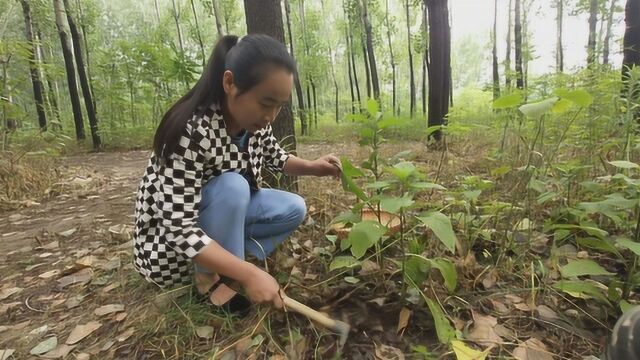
[312,154,342,179]
[240,264,284,309]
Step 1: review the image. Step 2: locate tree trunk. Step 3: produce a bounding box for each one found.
[492,0,500,100]
[514,0,524,89]
[36,29,61,128]
[171,0,185,53]
[422,2,428,116]
[361,32,371,98]
[425,0,451,142]
[63,0,101,148]
[348,22,362,109]
[361,0,380,100]
[505,0,513,89]
[53,0,85,140]
[75,0,96,111]
[556,0,564,72]
[20,0,47,130]
[321,0,339,123]
[211,0,224,37]
[190,0,206,68]
[604,0,617,65]
[405,0,416,116]
[286,0,307,135]
[346,27,356,114]
[154,0,161,23]
[622,0,640,87]
[385,0,397,115]
[244,0,297,191]
[588,0,599,65]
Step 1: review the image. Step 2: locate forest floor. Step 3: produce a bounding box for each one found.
[0,138,610,359]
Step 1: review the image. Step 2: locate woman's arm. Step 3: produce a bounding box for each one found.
[283,154,342,178]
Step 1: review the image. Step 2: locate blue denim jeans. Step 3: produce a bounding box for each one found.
[194,172,306,274]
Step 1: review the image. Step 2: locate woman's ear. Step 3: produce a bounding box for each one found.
[222,70,235,96]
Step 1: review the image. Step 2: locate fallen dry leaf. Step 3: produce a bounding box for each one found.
[30,336,58,355]
[0,302,21,315]
[65,321,102,345]
[374,343,405,360]
[75,353,90,360]
[0,349,15,360]
[467,312,503,346]
[397,307,412,334]
[94,304,125,316]
[117,327,135,342]
[196,326,214,339]
[481,269,498,289]
[29,325,48,336]
[38,270,60,279]
[13,320,31,330]
[535,305,559,322]
[114,312,128,322]
[513,338,554,360]
[0,287,22,301]
[76,255,104,268]
[57,268,92,290]
[41,344,75,359]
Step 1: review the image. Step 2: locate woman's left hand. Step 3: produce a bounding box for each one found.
[312,154,342,179]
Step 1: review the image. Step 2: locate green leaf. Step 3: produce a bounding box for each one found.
[577,237,621,257]
[390,162,417,182]
[329,256,361,271]
[451,340,489,360]
[551,98,573,113]
[418,212,457,253]
[425,298,455,344]
[378,117,401,129]
[340,158,368,202]
[492,93,522,109]
[555,88,593,107]
[366,98,379,115]
[560,259,614,278]
[620,299,634,313]
[609,160,640,169]
[404,255,431,285]
[380,195,414,214]
[519,97,558,118]
[463,190,482,202]
[429,258,458,293]
[617,238,640,257]
[348,221,387,259]
[409,182,447,190]
[364,181,393,190]
[552,280,611,305]
[344,276,360,284]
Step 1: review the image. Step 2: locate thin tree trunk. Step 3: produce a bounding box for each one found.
[588,0,598,65]
[171,0,185,52]
[35,30,61,128]
[320,0,339,123]
[75,0,96,111]
[492,0,500,100]
[53,0,85,140]
[348,22,362,109]
[190,0,206,67]
[556,0,564,72]
[622,0,640,90]
[346,26,356,114]
[299,0,314,134]
[63,0,100,148]
[362,0,380,100]
[20,0,47,130]
[154,0,161,23]
[505,0,513,89]
[522,0,529,90]
[515,0,524,90]
[405,0,415,116]
[422,2,428,116]
[311,79,317,128]
[244,0,297,191]
[385,0,397,115]
[211,0,224,37]
[361,32,371,98]
[284,0,307,135]
[603,0,617,65]
[425,0,451,142]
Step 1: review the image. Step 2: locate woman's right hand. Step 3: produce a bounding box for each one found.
[241,264,284,309]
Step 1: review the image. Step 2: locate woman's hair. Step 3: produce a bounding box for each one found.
[153,34,296,160]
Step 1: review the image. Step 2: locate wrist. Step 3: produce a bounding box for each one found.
[237,262,259,285]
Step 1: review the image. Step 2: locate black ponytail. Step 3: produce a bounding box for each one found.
[153,34,295,161]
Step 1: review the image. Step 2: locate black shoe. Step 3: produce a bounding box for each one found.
[605,306,640,360]
[196,275,252,317]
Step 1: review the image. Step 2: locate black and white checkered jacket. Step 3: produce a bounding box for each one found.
[132,102,290,288]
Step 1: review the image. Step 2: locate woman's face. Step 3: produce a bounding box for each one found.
[223,68,293,134]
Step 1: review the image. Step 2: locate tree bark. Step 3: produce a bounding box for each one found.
[604,0,617,65]
[588,0,599,65]
[190,0,206,67]
[283,0,307,135]
[425,0,451,142]
[75,0,96,111]
[244,0,297,191]
[53,0,85,140]
[622,0,640,85]
[20,0,47,130]
[348,19,362,109]
[171,0,185,53]
[385,0,397,115]
[405,0,416,116]
[556,0,564,72]
[346,26,356,114]
[492,0,500,100]
[63,0,101,148]
[211,0,224,37]
[514,0,524,89]
[505,0,513,89]
[154,0,161,23]
[422,2,428,116]
[361,0,380,100]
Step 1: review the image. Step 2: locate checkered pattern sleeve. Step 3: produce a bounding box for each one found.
[261,125,290,173]
[157,118,213,258]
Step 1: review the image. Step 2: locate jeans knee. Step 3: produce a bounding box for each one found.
[288,194,307,225]
[201,172,250,212]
